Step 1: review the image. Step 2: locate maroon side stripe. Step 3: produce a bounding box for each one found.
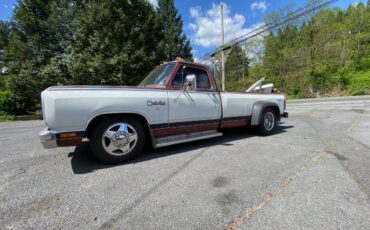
[151,116,251,138]
[152,122,219,138]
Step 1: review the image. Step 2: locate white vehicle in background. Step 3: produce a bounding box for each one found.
[39,60,288,164]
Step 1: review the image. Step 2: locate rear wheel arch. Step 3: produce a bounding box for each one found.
[251,101,280,126]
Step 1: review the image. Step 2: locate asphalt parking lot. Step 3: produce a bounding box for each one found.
[1,96,370,229]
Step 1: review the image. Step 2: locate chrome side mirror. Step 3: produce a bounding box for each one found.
[184,74,196,91]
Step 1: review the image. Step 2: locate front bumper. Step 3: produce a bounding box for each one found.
[39,128,57,148]
[39,128,85,148]
[282,112,289,118]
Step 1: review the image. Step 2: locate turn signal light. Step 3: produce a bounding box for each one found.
[59,132,78,139]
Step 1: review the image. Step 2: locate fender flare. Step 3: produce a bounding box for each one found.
[251,101,280,125]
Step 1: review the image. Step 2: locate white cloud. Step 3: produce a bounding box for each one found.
[188,3,263,48]
[250,1,267,12]
[147,0,158,8]
[190,6,201,18]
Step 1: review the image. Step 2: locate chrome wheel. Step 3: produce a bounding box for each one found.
[102,123,138,156]
[263,111,275,131]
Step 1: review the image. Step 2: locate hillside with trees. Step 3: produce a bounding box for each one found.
[0,1,369,118]
[225,2,370,98]
[0,0,191,117]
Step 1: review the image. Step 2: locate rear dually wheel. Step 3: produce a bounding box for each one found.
[257,108,277,135]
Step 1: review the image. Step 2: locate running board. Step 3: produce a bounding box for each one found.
[155,130,223,148]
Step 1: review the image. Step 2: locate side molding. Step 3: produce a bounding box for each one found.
[251,101,280,125]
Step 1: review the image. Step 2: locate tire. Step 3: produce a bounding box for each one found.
[90,116,146,164]
[257,108,277,135]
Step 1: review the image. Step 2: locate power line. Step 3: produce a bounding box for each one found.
[198,0,332,61]
[230,0,337,45]
[224,0,326,47]
[197,0,338,61]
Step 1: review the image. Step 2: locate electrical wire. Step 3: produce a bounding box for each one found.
[197,0,338,61]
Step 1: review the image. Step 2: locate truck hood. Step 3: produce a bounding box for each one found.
[41,85,167,131]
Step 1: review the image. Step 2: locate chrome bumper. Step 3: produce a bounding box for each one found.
[39,128,57,148]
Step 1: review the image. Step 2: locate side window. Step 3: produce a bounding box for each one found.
[172,68,184,88]
[172,66,211,90]
[195,70,211,90]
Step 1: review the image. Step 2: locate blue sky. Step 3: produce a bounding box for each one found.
[1,0,366,58]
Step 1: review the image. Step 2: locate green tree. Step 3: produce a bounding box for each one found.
[225,45,250,90]
[156,0,192,61]
[3,0,193,114]
[345,3,370,69]
[3,0,81,114]
[69,0,161,85]
[0,21,11,89]
[225,46,249,80]
[0,21,11,51]
[256,1,370,98]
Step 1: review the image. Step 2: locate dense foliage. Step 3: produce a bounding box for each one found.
[225,2,370,98]
[225,45,250,90]
[156,0,192,62]
[0,0,192,115]
[1,1,369,116]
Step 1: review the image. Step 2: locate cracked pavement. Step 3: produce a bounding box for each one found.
[0,96,370,229]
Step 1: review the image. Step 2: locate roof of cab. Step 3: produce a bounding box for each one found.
[167,60,215,73]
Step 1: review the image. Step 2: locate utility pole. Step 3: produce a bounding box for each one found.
[220,4,225,91]
[241,51,245,88]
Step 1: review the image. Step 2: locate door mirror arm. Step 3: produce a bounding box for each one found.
[175,74,196,102]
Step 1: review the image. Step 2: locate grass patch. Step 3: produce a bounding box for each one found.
[346,70,370,96]
[0,113,14,122]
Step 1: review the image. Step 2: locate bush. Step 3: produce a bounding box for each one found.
[0,113,13,121]
[0,90,13,114]
[347,71,370,96]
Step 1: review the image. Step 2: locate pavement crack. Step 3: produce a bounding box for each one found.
[300,115,370,195]
[325,149,349,161]
[226,150,326,230]
[346,115,361,134]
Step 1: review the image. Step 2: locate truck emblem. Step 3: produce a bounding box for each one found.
[147,100,166,106]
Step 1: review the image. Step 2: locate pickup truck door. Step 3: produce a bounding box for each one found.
[167,64,222,135]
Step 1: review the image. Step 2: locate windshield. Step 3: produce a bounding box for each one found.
[138,63,175,87]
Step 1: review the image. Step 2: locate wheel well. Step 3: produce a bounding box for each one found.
[251,101,281,125]
[85,113,153,144]
[265,106,280,121]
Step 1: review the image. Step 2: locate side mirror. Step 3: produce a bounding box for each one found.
[184,74,196,91]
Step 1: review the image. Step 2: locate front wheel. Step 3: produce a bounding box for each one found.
[257,108,277,135]
[90,117,146,164]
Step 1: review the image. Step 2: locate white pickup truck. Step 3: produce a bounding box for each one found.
[40,60,288,163]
